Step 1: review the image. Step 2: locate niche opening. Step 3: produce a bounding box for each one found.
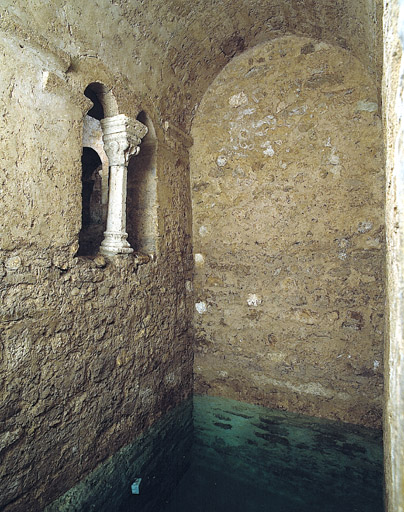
[77,83,113,256]
[126,111,158,256]
[77,147,104,256]
[84,85,104,120]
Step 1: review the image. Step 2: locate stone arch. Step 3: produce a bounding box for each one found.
[126,110,158,256]
[84,81,119,118]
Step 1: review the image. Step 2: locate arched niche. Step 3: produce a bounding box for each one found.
[77,82,117,256]
[126,110,158,256]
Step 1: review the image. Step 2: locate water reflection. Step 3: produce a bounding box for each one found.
[45,399,193,512]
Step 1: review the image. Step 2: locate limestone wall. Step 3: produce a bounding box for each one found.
[0,0,386,509]
[383,0,404,510]
[0,0,382,131]
[191,36,384,428]
[0,26,193,512]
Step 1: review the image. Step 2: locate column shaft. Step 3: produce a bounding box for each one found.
[99,114,147,256]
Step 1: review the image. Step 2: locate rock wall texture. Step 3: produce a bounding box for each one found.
[191,36,384,428]
[0,0,388,510]
[383,0,404,510]
[0,20,193,512]
[0,0,382,131]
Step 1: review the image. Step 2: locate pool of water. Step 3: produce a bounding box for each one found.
[161,396,383,512]
[46,396,383,512]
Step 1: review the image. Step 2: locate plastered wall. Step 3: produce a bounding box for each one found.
[0,0,382,131]
[383,0,404,510]
[191,36,384,428]
[0,0,388,510]
[0,27,193,512]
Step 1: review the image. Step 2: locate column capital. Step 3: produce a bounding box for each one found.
[101,114,148,166]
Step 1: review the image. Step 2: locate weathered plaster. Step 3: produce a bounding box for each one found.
[383,0,404,510]
[0,0,393,509]
[191,36,384,428]
[0,0,382,130]
[0,24,193,511]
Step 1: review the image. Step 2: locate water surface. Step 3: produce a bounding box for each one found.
[46,396,383,512]
[162,396,383,512]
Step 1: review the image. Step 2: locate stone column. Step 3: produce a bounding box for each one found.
[100,114,147,256]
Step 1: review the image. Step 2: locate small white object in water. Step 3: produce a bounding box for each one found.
[131,478,142,494]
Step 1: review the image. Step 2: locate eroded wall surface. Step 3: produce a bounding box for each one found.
[383,0,404,510]
[0,22,193,512]
[0,0,386,510]
[191,36,384,428]
[0,0,382,131]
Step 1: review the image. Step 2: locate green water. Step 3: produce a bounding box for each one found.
[46,396,383,511]
[161,396,383,512]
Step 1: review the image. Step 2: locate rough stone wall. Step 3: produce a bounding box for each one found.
[0,0,382,131]
[0,1,386,509]
[0,26,193,512]
[383,0,404,510]
[127,127,158,255]
[191,36,384,428]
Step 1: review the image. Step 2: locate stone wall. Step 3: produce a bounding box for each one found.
[0,0,382,132]
[191,36,384,428]
[383,0,404,510]
[0,0,387,510]
[0,24,193,512]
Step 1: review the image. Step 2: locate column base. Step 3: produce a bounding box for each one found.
[99,231,134,256]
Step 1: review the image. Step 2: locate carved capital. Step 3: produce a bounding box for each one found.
[101,114,148,166]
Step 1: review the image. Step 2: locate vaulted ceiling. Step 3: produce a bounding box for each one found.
[1,0,382,128]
